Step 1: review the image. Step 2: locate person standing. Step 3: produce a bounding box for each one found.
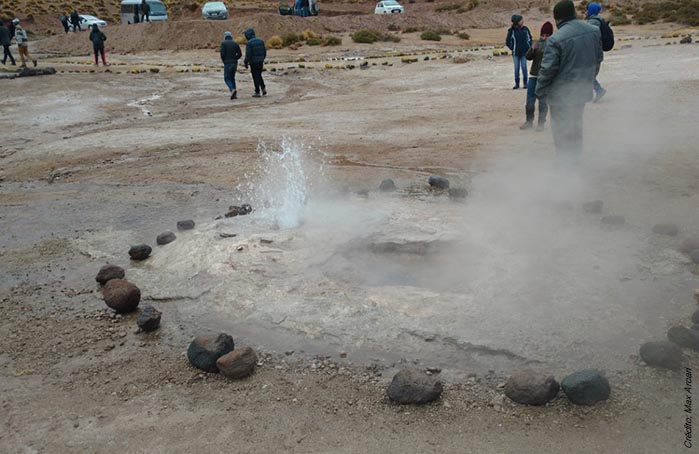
[506,14,532,89]
[220,31,242,100]
[243,28,267,98]
[536,0,603,164]
[586,2,607,102]
[89,24,107,66]
[300,0,310,17]
[141,0,151,23]
[60,14,70,34]
[70,10,81,32]
[1,20,16,65]
[521,21,552,131]
[13,19,37,67]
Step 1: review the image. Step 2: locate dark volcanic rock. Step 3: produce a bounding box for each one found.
[601,215,626,225]
[680,36,692,44]
[640,341,683,370]
[690,250,699,265]
[379,179,397,192]
[137,305,162,332]
[652,223,680,236]
[387,368,443,404]
[156,231,176,245]
[225,204,253,218]
[187,334,235,373]
[679,238,699,254]
[428,175,450,190]
[583,200,604,213]
[102,279,141,313]
[667,326,699,351]
[561,370,611,406]
[128,244,152,260]
[177,220,195,231]
[504,369,560,406]
[95,264,125,285]
[216,346,258,379]
[448,187,468,200]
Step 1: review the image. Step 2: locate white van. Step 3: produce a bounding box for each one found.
[120,0,168,24]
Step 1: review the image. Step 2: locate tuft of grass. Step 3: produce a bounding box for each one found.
[352,30,400,44]
[301,29,317,40]
[457,32,470,40]
[267,35,283,49]
[282,32,299,47]
[632,0,699,26]
[387,23,400,31]
[306,36,323,45]
[323,35,342,46]
[435,3,462,12]
[235,36,247,45]
[420,30,442,41]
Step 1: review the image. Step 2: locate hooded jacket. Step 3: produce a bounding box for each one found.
[14,24,28,46]
[243,28,266,65]
[525,38,548,77]
[220,37,242,64]
[0,25,10,46]
[506,25,532,57]
[90,26,106,48]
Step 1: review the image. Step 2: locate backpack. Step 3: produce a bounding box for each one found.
[599,18,614,51]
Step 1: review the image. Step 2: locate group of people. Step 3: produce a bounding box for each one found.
[133,0,152,24]
[0,18,36,67]
[59,11,82,33]
[507,1,609,164]
[220,28,267,100]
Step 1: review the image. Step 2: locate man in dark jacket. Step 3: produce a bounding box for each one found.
[506,14,532,89]
[243,28,267,97]
[220,31,242,100]
[141,0,151,23]
[89,24,107,66]
[536,0,603,164]
[0,20,15,65]
[586,2,607,102]
[70,10,81,32]
[60,14,69,33]
[521,21,552,130]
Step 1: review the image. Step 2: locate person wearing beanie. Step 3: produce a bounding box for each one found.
[505,14,532,89]
[1,19,16,65]
[13,19,37,68]
[586,2,607,102]
[220,31,242,100]
[243,28,267,97]
[535,0,602,165]
[520,21,553,131]
[89,24,108,66]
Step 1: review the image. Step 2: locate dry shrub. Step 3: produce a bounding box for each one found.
[267,35,283,49]
[420,30,441,41]
[323,35,342,46]
[301,29,317,40]
[235,35,247,45]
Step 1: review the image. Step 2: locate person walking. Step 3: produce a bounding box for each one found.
[1,20,16,65]
[141,0,151,23]
[535,0,603,165]
[586,2,607,102]
[13,19,37,67]
[89,24,107,66]
[70,10,81,32]
[60,13,70,34]
[506,14,532,89]
[520,21,552,131]
[243,28,267,97]
[220,31,242,100]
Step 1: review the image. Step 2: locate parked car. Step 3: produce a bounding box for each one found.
[69,14,107,31]
[202,2,228,20]
[374,0,403,14]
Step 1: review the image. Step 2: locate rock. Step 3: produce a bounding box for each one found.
[102,279,141,313]
[560,370,610,406]
[216,346,258,379]
[504,369,560,406]
[692,310,699,325]
[156,231,176,245]
[695,289,699,304]
[680,36,692,44]
[448,187,468,200]
[667,326,699,351]
[95,264,125,286]
[583,200,603,213]
[601,215,625,225]
[187,334,235,372]
[379,179,396,192]
[690,250,699,265]
[225,204,253,218]
[679,238,699,254]
[387,368,443,404]
[639,341,683,370]
[177,220,195,230]
[428,175,450,190]
[652,223,679,236]
[137,305,162,332]
[128,244,152,261]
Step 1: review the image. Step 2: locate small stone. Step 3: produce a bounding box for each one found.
[339,351,347,358]
[216,346,258,379]
[504,369,560,406]
[582,200,603,213]
[695,289,699,304]
[601,215,625,225]
[448,187,467,200]
[137,305,162,332]
[652,223,679,236]
[679,238,699,254]
[102,279,140,313]
[428,175,450,190]
[187,334,235,373]
[379,179,396,192]
[667,326,699,351]
[560,370,610,406]
[95,264,125,286]
[156,231,176,246]
[128,244,152,261]
[690,249,699,265]
[680,36,692,44]
[387,368,443,404]
[177,220,195,231]
[225,204,252,218]
[640,341,683,370]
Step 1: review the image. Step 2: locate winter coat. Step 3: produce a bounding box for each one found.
[70,12,80,26]
[243,29,266,65]
[90,28,106,48]
[525,38,547,77]
[141,2,151,14]
[587,14,603,28]
[14,25,28,46]
[0,25,10,46]
[535,19,603,106]
[60,15,69,25]
[506,25,532,57]
[220,39,242,64]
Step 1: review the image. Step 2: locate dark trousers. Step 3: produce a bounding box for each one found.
[93,46,106,65]
[73,23,81,31]
[550,104,585,164]
[62,22,69,33]
[2,44,15,65]
[223,62,237,91]
[250,62,265,94]
[141,13,149,22]
[525,78,548,125]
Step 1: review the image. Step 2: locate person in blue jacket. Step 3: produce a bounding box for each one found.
[243,28,267,97]
[506,14,532,89]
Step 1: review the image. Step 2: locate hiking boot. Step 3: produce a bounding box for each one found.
[33,60,37,67]
[262,89,267,96]
[536,124,545,132]
[230,89,237,100]
[252,92,261,98]
[520,121,533,130]
[512,84,519,90]
[594,87,607,103]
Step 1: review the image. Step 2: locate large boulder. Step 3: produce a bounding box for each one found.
[560,370,611,406]
[387,368,443,404]
[639,341,683,370]
[680,36,693,44]
[102,279,141,313]
[156,231,176,246]
[504,369,559,406]
[379,179,397,192]
[137,305,162,332]
[667,326,699,351]
[652,223,680,236]
[216,346,258,379]
[129,244,152,261]
[428,175,450,190]
[187,334,235,373]
[177,220,195,231]
[95,264,125,286]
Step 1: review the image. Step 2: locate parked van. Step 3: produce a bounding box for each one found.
[120,0,168,24]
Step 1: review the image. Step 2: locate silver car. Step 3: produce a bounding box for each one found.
[202,2,228,20]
